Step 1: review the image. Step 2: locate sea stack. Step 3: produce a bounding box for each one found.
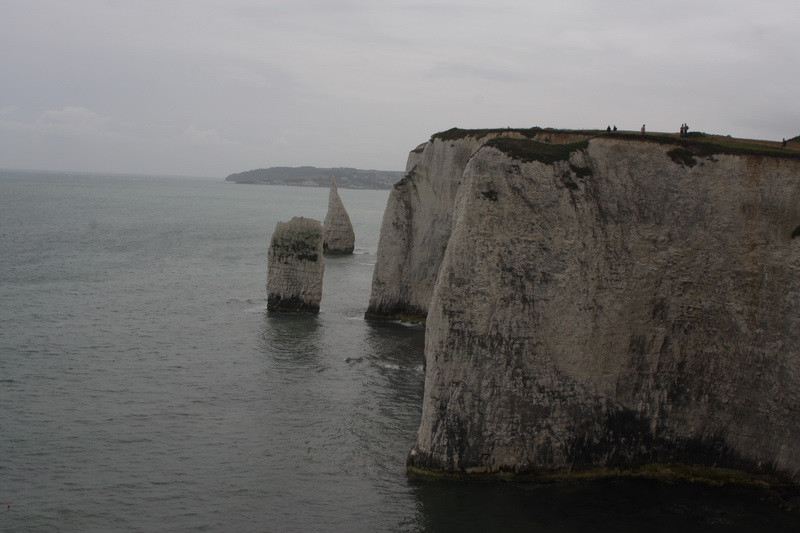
[373,128,800,484]
[322,178,355,254]
[267,216,324,312]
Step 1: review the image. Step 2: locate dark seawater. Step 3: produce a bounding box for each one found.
[1,170,798,532]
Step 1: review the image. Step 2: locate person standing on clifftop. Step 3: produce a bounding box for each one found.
[641,124,646,135]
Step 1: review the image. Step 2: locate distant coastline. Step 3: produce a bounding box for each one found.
[224,166,404,190]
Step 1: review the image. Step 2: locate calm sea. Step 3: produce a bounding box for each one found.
[1,170,798,532]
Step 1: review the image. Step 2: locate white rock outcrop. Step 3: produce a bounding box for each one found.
[267,216,324,312]
[322,178,355,254]
[385,130,800,483]
[366,128,591,321]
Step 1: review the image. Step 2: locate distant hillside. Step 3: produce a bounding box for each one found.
[224,166,404,189]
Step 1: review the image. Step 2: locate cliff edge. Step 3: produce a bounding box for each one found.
[383,129,800,484]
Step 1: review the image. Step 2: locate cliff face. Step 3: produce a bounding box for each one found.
[267,217,325,312]
[366,129,590,321]
[394,132,800,483]
[323,179,355,254]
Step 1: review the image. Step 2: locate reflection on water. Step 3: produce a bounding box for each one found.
[412,478,800,532]
[364,320,426,372]
[260,311,322,363]
[259,309,800,532]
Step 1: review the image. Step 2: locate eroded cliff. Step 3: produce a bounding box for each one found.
[391,130,800,484]
[267,216,325,312]
[366,128,591,322]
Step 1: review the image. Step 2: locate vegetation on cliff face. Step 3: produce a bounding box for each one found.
[432,126,602,142]
[667,147,700,167]
[432,127,544,141]
[225,166,404,189]
[615,131,800,160]
[485,138,590,165]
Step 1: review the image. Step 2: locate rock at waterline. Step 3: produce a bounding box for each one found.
[267,217,324,312]
[323,178,355,254]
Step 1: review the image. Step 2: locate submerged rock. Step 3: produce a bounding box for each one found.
[377,129,800,484]
[267,216,324,312]
[323,178,355,254]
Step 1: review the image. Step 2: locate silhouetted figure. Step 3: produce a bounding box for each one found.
[606,125,611,132]
[613,125,617,132]
[641,124,646,135]
[782,138,787,149]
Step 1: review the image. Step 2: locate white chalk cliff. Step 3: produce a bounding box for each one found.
[375,128,800,483]
[323,178,355,254]
[267,216,325,312]
[366,129,590,321]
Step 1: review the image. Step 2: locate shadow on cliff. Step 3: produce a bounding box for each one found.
[408,479,800,532]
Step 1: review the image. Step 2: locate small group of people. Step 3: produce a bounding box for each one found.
[602,123,698,136]
[597,123,790,148]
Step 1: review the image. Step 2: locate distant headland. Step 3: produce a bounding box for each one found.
[224,166,404,189]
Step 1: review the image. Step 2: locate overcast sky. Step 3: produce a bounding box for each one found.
[2,0,799,177]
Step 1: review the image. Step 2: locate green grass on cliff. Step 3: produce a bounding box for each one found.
[431,127,544,141]
[431,126,604,142]
[430,127,800,162]
[485,138,591,165]
[610,131,800,160]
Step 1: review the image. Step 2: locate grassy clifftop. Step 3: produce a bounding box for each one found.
[432,127,800,161]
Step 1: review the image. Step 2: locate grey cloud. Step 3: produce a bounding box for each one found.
[1,0,799,176]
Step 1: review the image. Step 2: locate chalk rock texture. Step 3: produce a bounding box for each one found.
[323,178,355,254]
[267,216,324,312]
[395,131,800,482]
[366,129,590,321]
